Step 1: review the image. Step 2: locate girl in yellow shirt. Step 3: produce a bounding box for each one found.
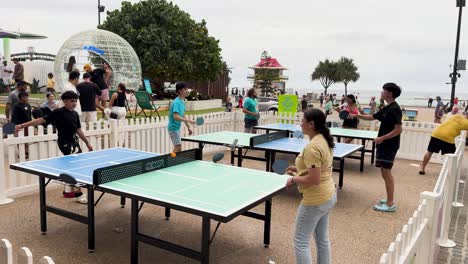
[285,108,337,264]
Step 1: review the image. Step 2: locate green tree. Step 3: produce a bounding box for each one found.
[100,0,224,81]
[311,59,339,95]
[336,57,360,96]
[254,51,280,96]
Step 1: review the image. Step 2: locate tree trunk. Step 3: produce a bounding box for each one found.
[344,83,348,96]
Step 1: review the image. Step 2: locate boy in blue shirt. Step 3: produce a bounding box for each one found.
[243,88,259,133]
[168,82,195,152]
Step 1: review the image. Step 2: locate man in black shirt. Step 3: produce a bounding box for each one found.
[15,91,93,204]
[350,83,402,212]
[76,73,103,122]
[84,63,108,110]
[12,91,32,125]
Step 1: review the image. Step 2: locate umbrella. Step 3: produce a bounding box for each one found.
[0,28,47,60]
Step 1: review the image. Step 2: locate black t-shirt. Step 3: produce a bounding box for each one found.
[301,99,308,109]
[44,107,81,143]
[91,69,107,90]
[12,103,32,124]
[76,82,102,111]
[112,92,126,107]
[373,101,402,150]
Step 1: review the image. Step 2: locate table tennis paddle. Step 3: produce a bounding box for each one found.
[196,117,204,126]
[230,139,239,152]
[293,130,303,139]
[59,173,77,185]
[2,122,16,134]
[212,152,225,163]
[339,110,349,120]
[272,160,288,175]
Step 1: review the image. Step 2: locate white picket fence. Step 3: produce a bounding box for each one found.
[0,111,443,205]
[0,238,55,264]
[380,131,466,264]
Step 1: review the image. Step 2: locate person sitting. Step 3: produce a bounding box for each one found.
[104,83,127,120]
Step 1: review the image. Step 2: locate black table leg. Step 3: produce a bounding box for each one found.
[230,150,235,165]
[39,176,47,235]
[131,199,139,264]
[264,199,272,247]
[237,148,243,167]
[201,217,210,264]
[270,152,276,172]
[87,186,95,253]
[165,207,171,220]
[265,151,270,172]
[371,142,376,164]
[360,146,365,172]
[339,159,344,189]
[120,196,126,208]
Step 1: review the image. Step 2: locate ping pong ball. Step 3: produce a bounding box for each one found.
[171,152,176,157]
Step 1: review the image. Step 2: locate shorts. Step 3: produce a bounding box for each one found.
[168,130,181,146]
[58,141,82,156]
[104,107,126,120]
[244,118,258,133]
[81,111,97,123]
[375,147,397,169]
[342,118,359,128]
[96,88,110,101]
[427,137,456,155]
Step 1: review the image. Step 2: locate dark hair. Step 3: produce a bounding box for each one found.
[18,91,29,99]
[346,94,356,104]
[16,80,28,87]
[117,83,126,93]
[303,109,335,149]
[48,73,53,78]
[382,82,401,98]
[175,82,188,93]
[61,91,79,100]
[66,56,76,73]
[68,71,80,80]
[12,58,18,62]
[246,88,256,97]
[83,72,92,79]
[46,93,54,98]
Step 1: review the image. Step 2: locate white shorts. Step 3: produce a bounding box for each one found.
[104,107,126,120]
[81,111,97,123]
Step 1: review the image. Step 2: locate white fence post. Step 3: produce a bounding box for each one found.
[418,191,440,264]
[39,256,55,264]
[437,154,457,248]
[452,131,466,208]
[0,137,14,205]
[0,239,13,264]
[18,247,33,264]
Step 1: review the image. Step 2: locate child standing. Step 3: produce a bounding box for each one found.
[47,73,55,94]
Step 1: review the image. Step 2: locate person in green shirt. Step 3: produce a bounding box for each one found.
[243,88,259,133]
[324,96,333,116]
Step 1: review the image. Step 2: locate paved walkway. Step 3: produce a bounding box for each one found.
[438,155,468,264]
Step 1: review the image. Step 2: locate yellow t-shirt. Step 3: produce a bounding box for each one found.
[47,78,55,88]
[432,115,468,144]
[295,134,335,206]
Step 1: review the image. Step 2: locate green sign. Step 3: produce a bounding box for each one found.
[278,95,298,113]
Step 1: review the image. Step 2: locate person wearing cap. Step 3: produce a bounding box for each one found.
[5,80,28,122]
[0,61,13,92]
[84,63,109,110]
[61,71,82,116]
[76,72,103,123]
[15,91,93,204]
[419,111,468,175]
[349,83,403,212]
[12,58,24,83]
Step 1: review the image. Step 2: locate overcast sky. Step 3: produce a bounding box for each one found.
[2,0,468,96]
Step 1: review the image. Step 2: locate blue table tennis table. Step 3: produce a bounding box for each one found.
[10,148,158,253]
[183,130,364,189]
[11,148,288,264]
[254,123,379,164]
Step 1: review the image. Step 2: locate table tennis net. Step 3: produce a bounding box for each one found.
[93,149,201,185]
[249,130,289,147]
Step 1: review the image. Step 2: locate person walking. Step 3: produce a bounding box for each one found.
[319,93,324,108]
[285,108,337,264]
[5,80,28,121]
[428,97,433,108]
[76,72,103,123]
[243,88,259,133]
[12,58,24,83]
[419,111,468,174]
[301,95,308,112]
[84,63,109,110]
[61,71,82,117]
[0,61,13,92]
[167,82,195,153]
[46,73,56,94]
[350,83,402,212]
[434,96,444,123]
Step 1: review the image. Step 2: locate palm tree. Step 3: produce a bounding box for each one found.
[336,57,360,96]
[311,59,339,95]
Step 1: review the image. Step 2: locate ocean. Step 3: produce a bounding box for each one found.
[298,89,468,107]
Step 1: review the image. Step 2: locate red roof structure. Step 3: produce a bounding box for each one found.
[252,57,286,69]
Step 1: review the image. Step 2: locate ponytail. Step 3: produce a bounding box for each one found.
[303,109,335,149]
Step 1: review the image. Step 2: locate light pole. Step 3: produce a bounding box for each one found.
[449,0,465,109]
[98,0,105,26]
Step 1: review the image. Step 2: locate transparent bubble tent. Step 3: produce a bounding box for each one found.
[54,29,142,90]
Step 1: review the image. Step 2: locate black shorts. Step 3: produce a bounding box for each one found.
[342,118,359,128]
[244,118,258,129]
[375,147,398,169]
[427,137,456,155]
[58,141,82,156]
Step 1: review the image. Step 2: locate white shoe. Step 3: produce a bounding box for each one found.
[75,195,88,204]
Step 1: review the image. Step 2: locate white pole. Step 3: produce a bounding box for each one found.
[0,135,14,205]
[437,154,457,248]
